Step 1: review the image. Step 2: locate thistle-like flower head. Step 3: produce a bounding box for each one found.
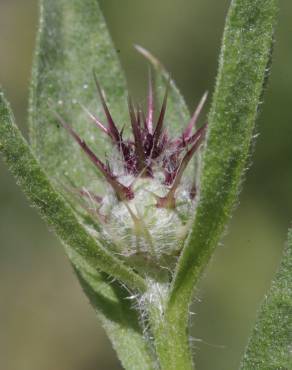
[56,74,207,272]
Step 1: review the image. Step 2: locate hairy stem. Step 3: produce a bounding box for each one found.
[151,315,193,370]
[146,278,194,370]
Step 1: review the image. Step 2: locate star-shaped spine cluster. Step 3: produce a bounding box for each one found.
[56,74,207,209]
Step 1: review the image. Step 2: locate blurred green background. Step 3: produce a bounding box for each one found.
[0,1,291,369]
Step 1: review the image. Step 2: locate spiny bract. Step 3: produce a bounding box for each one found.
[56,74,207,273]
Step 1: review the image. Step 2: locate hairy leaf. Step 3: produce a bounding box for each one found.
[148,1,279,369]
[240,230,292,370]
[27,1,194,368]
[0,91,146,292]
[75,265,155,370]
[29,0,192,188]
[0,90,155,369]
[169,0,278,315]
[29,0,129,186]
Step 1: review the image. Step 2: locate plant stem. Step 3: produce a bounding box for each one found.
[153,315,193,370]
[146,278,194,370]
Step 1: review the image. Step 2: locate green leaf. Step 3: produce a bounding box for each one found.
[27,2,195,368]
[29,0,195,207]
[169,0,278,315]
[77,272,155,370]
[0,89,155,369]
[240,229,292,370]
[147,1,279,369]
[73,260,155,370]
[0,90,146,293]
[29,0,129,186]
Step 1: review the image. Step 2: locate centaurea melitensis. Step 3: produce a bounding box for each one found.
[56,74,207,273]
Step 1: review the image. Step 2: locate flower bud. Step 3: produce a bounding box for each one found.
[56,75,207,274]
